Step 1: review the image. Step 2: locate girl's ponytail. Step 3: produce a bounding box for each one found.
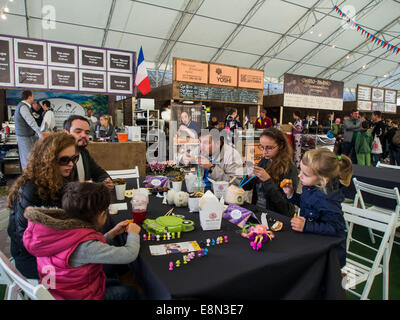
[337,154,353,187]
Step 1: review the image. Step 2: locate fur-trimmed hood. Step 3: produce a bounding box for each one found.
[24,207,95,230]
[23,207,99,258]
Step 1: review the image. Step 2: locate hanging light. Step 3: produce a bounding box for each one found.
[1,13,7,20]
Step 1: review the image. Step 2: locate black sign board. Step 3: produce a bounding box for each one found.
[80,71,106,91]
[109,52,131,72]
[80,48,105,70]
[16,65,46,87]
[50,68,76,88]
[108,73,132,93]
[16,40,45,63]
[50,44,76,66]
[0,38,12,85]
[179,84,259,104]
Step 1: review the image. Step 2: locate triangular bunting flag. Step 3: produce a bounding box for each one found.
[383,42,388,48]
[357,25,361,31]
[396,48,400,54]
[377,39,382,46]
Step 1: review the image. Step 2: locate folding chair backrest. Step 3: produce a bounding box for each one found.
[107,166,140,188]
[0,251,54,300]
[342,203,399,269]
[353,177,400,211]
[376,162,400,169]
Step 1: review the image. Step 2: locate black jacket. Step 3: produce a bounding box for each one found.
[7,180,62,279]
[70,148,110,183]
[242,158,299,217]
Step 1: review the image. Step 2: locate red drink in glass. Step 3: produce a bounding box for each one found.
[132,209,147,224]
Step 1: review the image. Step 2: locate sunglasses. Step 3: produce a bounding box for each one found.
[58,154,79,166]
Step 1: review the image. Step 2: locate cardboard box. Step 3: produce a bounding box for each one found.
[4,160,21,174]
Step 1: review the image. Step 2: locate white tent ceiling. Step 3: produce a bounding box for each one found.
[1,0,400,92]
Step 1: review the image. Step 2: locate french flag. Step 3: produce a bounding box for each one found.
[134,46,151,95]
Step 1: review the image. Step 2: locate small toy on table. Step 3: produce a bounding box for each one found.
[124,219,134,231]
[241,224,275,251]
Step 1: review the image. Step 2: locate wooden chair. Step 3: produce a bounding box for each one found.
[0,251,54,300]
[341,203,399,300]
[106,166,140,189]
[352,178,400,247]
[376,161,400,169]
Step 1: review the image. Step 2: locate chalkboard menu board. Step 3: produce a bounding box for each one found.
[179,84,259,104]
[0,34,135,95]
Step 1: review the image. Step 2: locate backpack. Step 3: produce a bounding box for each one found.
[393,129,400,147]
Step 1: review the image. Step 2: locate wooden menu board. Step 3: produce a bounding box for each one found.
[175,58,208,84]
[356,83,397,113]
[173,57,263,105]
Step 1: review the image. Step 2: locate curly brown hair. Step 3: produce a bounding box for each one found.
[260,127,294,185]
[8,132,77,207]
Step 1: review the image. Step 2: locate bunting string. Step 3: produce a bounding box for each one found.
[333,5,400,55]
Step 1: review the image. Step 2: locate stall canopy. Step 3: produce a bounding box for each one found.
[1,0,400,92]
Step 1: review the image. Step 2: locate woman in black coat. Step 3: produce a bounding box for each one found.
[242,127,299,217]
[7,132,78,279]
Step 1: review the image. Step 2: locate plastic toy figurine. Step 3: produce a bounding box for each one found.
[176,260,181,267]
[169,262,174,271]
[143,234,147,241]
[224,235,228,243]
[241,224,274,251]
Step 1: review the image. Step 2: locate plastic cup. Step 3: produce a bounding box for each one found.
[172,181,182,192]
[132,209,147,224]
[115,184,127,200]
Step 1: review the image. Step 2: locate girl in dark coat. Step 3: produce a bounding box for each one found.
[282,148,353,268]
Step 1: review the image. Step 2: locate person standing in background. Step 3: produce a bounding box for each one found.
[342,109,361,163]
[291,111,303,168]
[14,90,42,169]
[370,111,386,166]
[255,109,272,130]
[40,100,56,132]
[30,100,44,127]
[87,108,98,136]
[355,121,373,166]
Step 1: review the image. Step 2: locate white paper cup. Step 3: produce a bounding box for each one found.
[188,197,200,212]
[115,184,127,200]
[212,181,229,199]
[172,181,182,192]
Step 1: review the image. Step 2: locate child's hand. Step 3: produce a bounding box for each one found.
[291,216,306,232]
[127,223,141,234]
[280,179,294,198]
[111,220,130,236]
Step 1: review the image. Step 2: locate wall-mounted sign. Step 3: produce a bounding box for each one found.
[0,36,13,87]
[357,85,371,101]
[175,59,208,84]
[209,64,238,87]
[79,70,106,92]
[14,38,46,65]
[49,98,86,129]
[371,88,384,102]
[357,100,371,111]
[283,73,343,110]
[48,43,77,67]
[385,90,396,104]
[15,64,47,89]
[108,72,132,94]
[49,67,78,90]
[238,68,264,89]
[107,50,132,73]
[79,47,106,70]
[372,102,384,112]
[384,103,396,113]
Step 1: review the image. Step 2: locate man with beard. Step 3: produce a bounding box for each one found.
[63,115,114,189]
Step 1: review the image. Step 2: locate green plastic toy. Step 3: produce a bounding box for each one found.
[142,214,195,235]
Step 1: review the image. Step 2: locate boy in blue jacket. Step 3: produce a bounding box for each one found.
[281,148,353,268]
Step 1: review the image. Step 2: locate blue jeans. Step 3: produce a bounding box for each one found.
[389,149,400,166]
[104,279,139,300]
[371,153,382,166]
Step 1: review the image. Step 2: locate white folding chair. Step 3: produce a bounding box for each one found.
[352,178,400,246]
[341,203,398,300]
[376,161,400,169]
[106,166,140,189]
[0,251,54,300]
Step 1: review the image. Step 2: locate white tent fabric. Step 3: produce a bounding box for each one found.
[1,0,400,93]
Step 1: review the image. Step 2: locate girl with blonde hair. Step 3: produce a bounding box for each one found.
[99,114,117,141]
[7,132,78,278]
[282,148,353,267]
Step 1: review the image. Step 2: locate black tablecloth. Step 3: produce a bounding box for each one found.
[344,164,400,209]
[106,180,346,300]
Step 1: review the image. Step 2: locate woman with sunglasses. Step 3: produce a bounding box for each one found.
[7,132,78,279]
[242,127,299,217]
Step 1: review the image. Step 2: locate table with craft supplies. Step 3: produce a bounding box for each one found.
[344,164,400,209]
[106,179,346,300]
